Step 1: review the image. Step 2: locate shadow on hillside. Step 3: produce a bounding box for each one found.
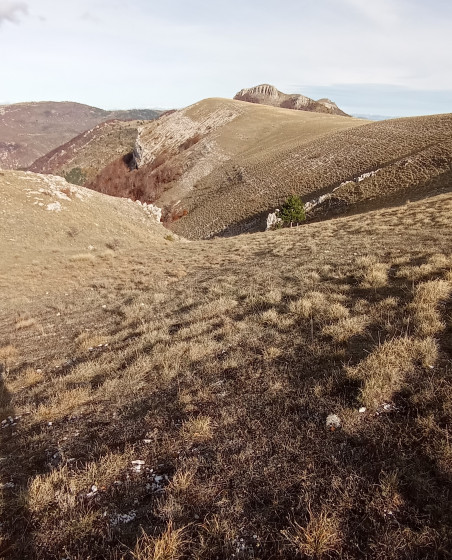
[2,252,452,558]
[215,167,452,239]
[0,366,36,559]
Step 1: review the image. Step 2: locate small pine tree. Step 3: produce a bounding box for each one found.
[64,167,87,186]
[279,195,305,227]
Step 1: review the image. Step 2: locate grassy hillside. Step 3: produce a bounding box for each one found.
[86,98,367,224]
[1,169,451,558]
[28,121,141,185]
[83,99,451,241]
[169,112,452,238]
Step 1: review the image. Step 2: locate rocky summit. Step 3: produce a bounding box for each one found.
[234,83,349,116]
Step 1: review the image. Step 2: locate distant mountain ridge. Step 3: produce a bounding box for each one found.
[234,84,349,116]
[0,101,162,169]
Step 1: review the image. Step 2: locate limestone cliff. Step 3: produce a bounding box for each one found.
[234,84,349,116]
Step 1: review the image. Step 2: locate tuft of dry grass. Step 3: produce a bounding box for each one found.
[397,253,450,282]
[28,450,134,515]
[35,387,92,421]
[356,256,389,289]
[347,336,438,408]
[322,315,368,342]
[75,331,110,351]
[99,248,115,259]
[0,344,18,373]
[8,367,44,391]
[408,279,450,336]
[282,510,341,559]
[289,291,344,322]
[15,317,36,330]
[181,416,213,443]
[69,253,96,263]
[132,522,189,560]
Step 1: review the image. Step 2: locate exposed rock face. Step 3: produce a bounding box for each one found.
[234,84,349,116]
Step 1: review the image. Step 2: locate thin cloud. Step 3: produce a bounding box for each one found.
[81,11,101,24]
[0,1,28,25]
[339,0,400,27]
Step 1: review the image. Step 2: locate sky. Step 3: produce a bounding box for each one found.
[0,0,451,116]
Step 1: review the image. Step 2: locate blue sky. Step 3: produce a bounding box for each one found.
[0,0,451,116]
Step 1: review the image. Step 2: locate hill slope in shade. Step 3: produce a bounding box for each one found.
[86,97,365,223]
[0,101,162,169]
[234,83,350,116]
[1,167,452,557]
[28,120,141,185]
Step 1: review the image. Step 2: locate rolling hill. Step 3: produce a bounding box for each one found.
[168,111,452,238]
[86,97,366,224]
[82,98,451,240]
[1,166,452,559]
[0,101,162,170]
[234,83,349,116]
[28,120,142,185]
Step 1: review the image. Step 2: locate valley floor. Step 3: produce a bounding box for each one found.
[1,191,452,559]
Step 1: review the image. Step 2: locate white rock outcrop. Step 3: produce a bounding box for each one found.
[266,210,282,230]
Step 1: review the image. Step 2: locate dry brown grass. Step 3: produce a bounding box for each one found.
[75,331,111,351]
[8,367,44,391]
[28,450,134,515]
[408,279,451,336]
[0,344,18,373]
[69,252,96,263]
[166,108,452,239]
[347,336,438,408]
[2,173,452,559]
[181,416,213,443]
[322,315,369,342]
[282,510,341,558]
[396,253,450,282]
[132,523,189,560]
[35,387,92,421]
[356,256,389,289]
[15,317,37,330]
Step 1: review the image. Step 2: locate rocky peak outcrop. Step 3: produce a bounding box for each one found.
[234,84,349,117]
[235,84,280,100]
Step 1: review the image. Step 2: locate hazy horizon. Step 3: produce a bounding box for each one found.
[0,0,451,117]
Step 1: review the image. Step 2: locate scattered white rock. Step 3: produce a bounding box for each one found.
[1,416,20,429]
[131,459,145,473]
[359,407,367,413]
[266,210,282,230]
[136,200,162,222]
[46,201,62,212]
[326,414,341,431]
[86,485,98,498]
[357,170,380,182]
[110,511,137,526]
